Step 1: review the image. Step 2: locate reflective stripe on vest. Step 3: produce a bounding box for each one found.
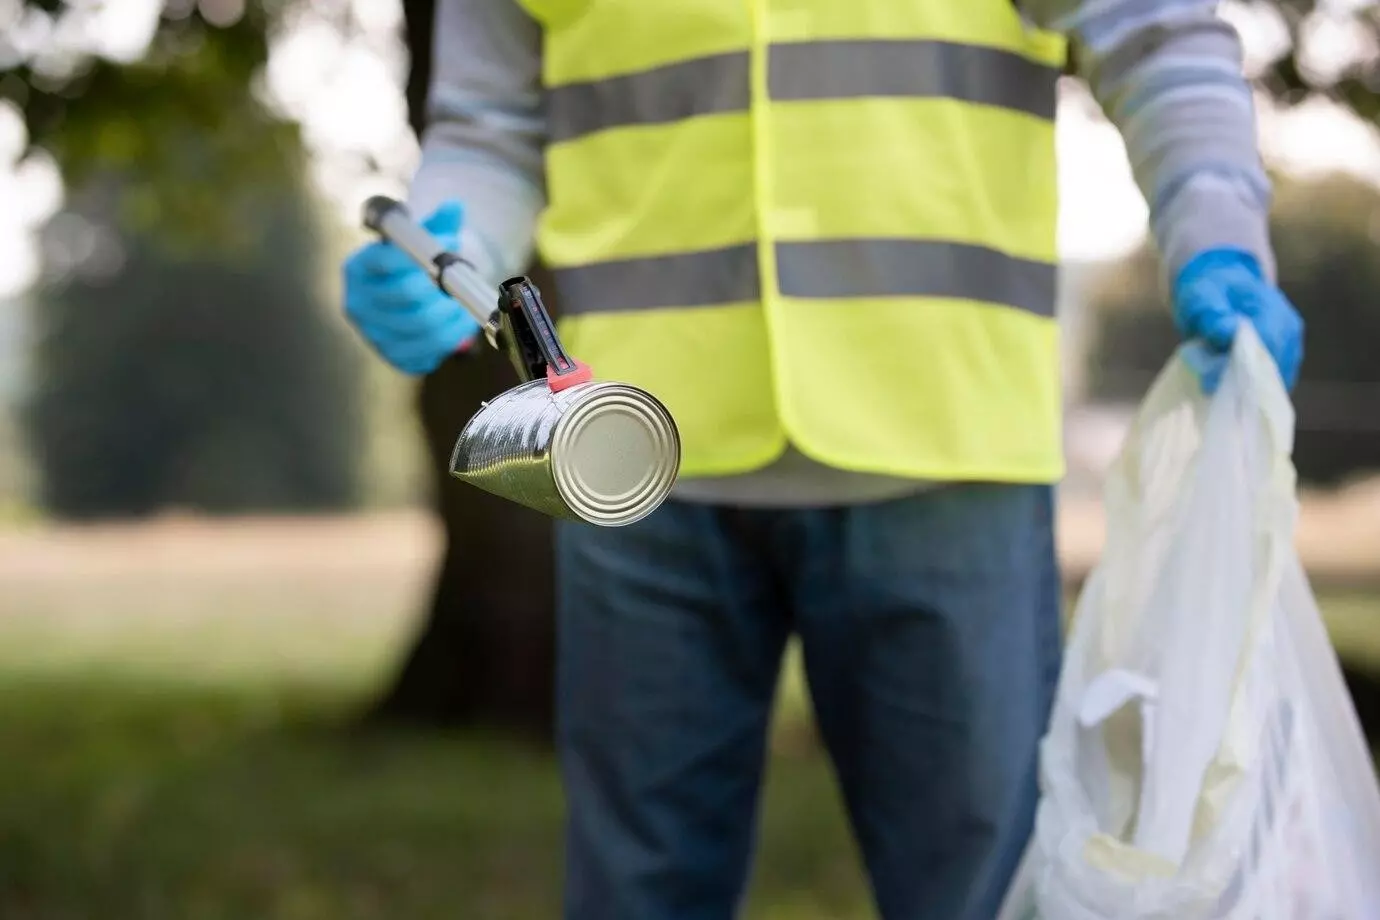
[548,40,1058,143]
[551,240,1058,318]
[518,0,1068,483]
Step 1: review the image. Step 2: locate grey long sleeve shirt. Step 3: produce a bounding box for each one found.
[408,0,1272,507]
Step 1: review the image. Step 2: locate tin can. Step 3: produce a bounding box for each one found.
[449,378,681,527]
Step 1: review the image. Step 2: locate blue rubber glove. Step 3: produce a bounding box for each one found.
[343,200,480,375]
[1172,247,1304,395]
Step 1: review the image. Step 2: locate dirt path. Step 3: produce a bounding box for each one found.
[0,509,442,582]
[1,492,1378,683]
[2,482,1379,591]
[1058,480,1380,587]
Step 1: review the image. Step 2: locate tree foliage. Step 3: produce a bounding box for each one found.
[1251,0,1380,121]
[1,0,1378,227]
[20,162,365,518]
[1,1,303,248]
[5,2,365,517]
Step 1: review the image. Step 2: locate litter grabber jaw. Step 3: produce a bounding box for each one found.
[495,276,593,392]
[360,196,681,527]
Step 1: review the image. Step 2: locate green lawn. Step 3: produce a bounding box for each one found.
[0,676,876,920]
[0,587,871,920]
[0,582,1376,920]
[1318,593,1380,673]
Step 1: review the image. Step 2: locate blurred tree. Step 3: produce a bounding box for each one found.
[360,0,556,739]
[22,163,363,516]
[1257,0,1380,121]
[5,3,364,516]
[1086,172,1380,488]
[1,1,294,249]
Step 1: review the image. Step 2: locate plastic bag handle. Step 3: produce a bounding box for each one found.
[1111,325,1294,503]
[1230,324,1296,469]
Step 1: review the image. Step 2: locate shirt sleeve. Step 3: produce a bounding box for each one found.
[406,0,548,287]
[1017,0,1276,281]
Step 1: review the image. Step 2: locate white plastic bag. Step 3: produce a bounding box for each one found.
[1000,326,1380,920]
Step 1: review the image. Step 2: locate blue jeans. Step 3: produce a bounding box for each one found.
[554,484,1062,920]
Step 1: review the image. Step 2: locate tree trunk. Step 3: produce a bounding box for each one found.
[1343,663,1380,745]
[362,0,556,741]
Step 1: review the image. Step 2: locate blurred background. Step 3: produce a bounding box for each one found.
[1,1,1379,917]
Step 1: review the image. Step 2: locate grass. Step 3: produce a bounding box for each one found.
[1318,593,1380,673]
[0,676,868,920]
[0,498,41,528]
[0,546,1376,920]
[0,586,870,920]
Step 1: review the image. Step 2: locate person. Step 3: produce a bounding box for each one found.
[342,0,1304,917]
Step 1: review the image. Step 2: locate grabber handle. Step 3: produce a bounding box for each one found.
[362,195,500,334]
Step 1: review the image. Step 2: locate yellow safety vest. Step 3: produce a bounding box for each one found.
[517,0,1068,483]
